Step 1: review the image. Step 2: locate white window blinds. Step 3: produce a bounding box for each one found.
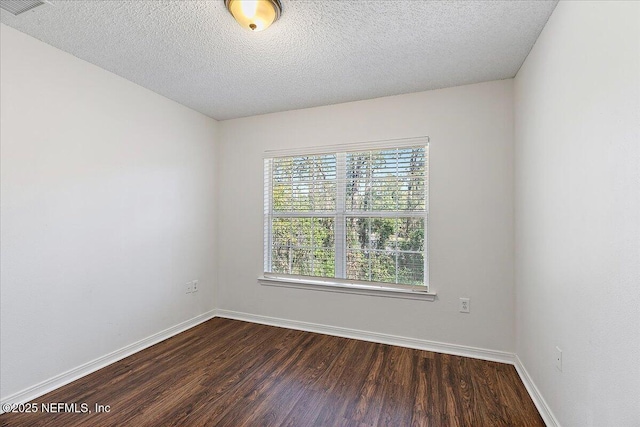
[264,138,429,289]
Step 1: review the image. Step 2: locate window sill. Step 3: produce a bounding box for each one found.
[258,276,437,301]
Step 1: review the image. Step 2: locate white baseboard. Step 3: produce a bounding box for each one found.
[514,355,560,427]
[0,310,216,412]
[214,309,515,365]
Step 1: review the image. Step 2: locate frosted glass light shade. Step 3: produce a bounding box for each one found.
[226,0,281,32]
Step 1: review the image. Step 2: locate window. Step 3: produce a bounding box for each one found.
[263,138,429,294]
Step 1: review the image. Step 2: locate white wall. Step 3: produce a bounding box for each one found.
[217,80,515,352]
[0,25,218,399]
[514,1,640,426]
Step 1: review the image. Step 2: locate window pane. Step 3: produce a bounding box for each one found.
[347,249,421,285]
[273,184,292,211]
[272,217,316,249]
[346,249,369,281]
[347,217,369,249]
[273,158,293,181]
[272,217,292,248]
[371,150,398,211]
[291,249,312,276]
[312,217,334,248]
[398,252,424,285]
[313,180,336,211]
[370,218,397,251]
[371,177,398,211]
[371,251,396,284]
[347,217,397,251]
[271,245,290,274]
[273,154,336,212]
[345,216,423,285]
[313,249,335,278]
[290,218,312,247]
[292,184,312,211]
[271,217,334,277]
[346,147,426,213]
[346,152,370,211]
[314,155,336,211]
[397,217,424,252]
[397,178,425,211]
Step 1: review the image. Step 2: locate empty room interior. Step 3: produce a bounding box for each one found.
[1,0,638,426]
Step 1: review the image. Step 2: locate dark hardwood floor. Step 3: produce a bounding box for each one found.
[1,318,544,426]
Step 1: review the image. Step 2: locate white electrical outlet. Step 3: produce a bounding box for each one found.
[459,298,470,313]
[186,281,193,294]
[192,280,199,292]
[555,346,562,372]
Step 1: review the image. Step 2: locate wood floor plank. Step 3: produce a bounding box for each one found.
[0,318,544,427]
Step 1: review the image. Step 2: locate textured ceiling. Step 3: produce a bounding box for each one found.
[1,0,557,120]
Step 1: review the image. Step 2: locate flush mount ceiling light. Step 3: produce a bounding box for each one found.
[225,0,282,32]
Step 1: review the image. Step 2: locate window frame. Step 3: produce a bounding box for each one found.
[262,137,434,300]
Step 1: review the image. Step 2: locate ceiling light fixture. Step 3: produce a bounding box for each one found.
[225,0,282,32]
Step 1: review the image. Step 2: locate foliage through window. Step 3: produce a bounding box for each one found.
[264,141,428,289]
